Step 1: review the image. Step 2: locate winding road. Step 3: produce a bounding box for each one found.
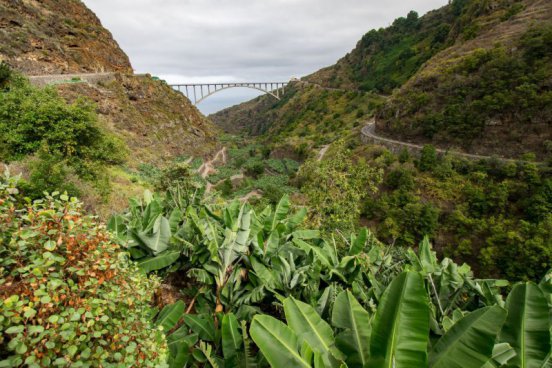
[360,119,539,164]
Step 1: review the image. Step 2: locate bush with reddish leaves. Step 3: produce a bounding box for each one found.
[0,173,167,367]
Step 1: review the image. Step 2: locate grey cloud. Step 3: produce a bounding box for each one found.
[83,0,447,113]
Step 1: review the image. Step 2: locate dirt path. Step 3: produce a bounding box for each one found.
[317,145,330,162]
[239,189,263,202]
[197,147,227,179]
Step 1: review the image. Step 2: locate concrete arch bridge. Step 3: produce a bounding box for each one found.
[170,81,293,105]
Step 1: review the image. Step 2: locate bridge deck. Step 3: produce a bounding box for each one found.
[170,82,290,105]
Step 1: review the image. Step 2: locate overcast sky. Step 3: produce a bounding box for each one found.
[83,0,447,114]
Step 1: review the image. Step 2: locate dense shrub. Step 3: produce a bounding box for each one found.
[0,72,126,198]
[0,174,167,366]
[0,63,10,89]
[378,25,552,155]
[299,141,383,233]
[361,147,551,280]
[0,76,125,164]
[418,145,437,172]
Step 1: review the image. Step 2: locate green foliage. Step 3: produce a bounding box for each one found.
[369,272,429,367]
[341,4,475,94]
[0,174,167,366]
[379,24,552,156]
[5,169,550,367]
[298,141,383,233]
[24,148,82,199]
[250,256,550,367]
[418,145,438,172]
[362,147,551,280]
[0,73,127,199]
[0,62,10,89]
[243,158,265,178]
[201,140,300,204]
[0,77,125,164]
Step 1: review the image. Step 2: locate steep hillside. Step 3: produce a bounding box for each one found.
[210,82,384,154]
[0,0,218,216]
[304,6,452,93]
[0,0,132,74]
[0,0,217,163]
[57,74,216,165]
[377,0,552,159]
[0,0,220,162]
[212,0,551,160]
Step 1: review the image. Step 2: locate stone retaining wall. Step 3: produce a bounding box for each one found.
[28,72,116,87]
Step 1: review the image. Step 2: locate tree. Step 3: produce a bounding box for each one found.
[298,141,383,233]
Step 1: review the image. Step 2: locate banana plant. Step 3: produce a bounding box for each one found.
[369,271,430,368]
[184,201,254,313]
[497,282,551,368]
[154,304,259,368]
[249,270,544,368]
[407,236,510,332]
[108,190,186,273]
[251,297,343,368]
[429,305,508,368]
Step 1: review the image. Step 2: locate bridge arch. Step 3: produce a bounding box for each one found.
[170,82,289,105]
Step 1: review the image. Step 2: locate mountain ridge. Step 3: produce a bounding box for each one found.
[211,0,552,160]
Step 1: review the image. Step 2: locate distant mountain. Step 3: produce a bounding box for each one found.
[211,0,552,160]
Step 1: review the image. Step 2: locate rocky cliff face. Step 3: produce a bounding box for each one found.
[1,0,218,163]
[0,0,132,75]
[58,74,217,164]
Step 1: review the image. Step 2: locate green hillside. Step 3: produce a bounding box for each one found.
[1,0,551,366]
[209,0,552,282]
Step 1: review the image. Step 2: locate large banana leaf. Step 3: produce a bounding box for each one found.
[498,282,551,368]
[183,314,216,342]
[141,197,163,231]
[283,297,343,367]
[134,215,171,255]
[167,331,198,368]
[137,250,181,273]
[369,271,430,368]
[241,320,258,368]
[332,290,371,367]
[286,207,308,231]
[222,313,242,361]
[349,227,367,256]
[429,305,507,368]
[540,271,552,308]
[107,214,127,242]
[419,236,437,274]
[155,300,185,332]
[481,343,517,367]
[265,194,290,232]
[168,207,183,233]
[250,314,311,368]
[215,204,252,295]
